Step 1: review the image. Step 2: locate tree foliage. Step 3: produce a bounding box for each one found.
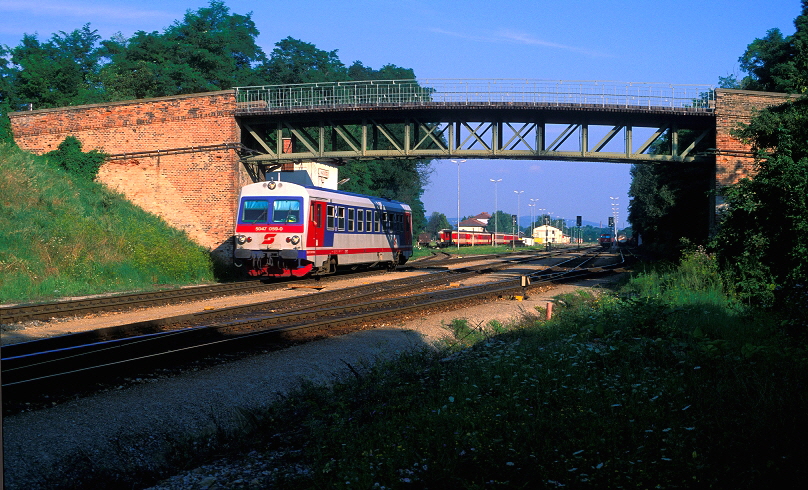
[628,161,712,257]
[738,1,808,93]
[485,211,517,235]
[424,212,451,238]
[99,1,266,99]
[713,98,808,305]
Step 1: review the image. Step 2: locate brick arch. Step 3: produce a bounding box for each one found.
[9,91,252,259]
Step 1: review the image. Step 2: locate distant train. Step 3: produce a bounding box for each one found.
[234,181,412,277]
[436,229,522,247]
[598,233,613,249]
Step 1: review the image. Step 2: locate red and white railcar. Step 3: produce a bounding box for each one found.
[234,181,412,277]
[436,229,521,247]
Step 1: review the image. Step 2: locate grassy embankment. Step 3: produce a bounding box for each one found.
[0,143,216,303]
[51,248,808,489]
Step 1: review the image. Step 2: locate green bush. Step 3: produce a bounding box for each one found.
[43,136,106,182]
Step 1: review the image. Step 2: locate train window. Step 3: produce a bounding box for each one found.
[357,210,364,232]
[374,211,381,232]
[347,208,355,232]
[382,212,388,232]
[396,213,403,232]
[337,207,345,231]
[327,205,335,230]
[271,199,301,223]
[367,210,373,232]
[240,199,268,223]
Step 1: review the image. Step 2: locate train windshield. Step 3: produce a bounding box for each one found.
[271,199,301,223]
[240,199,268,223]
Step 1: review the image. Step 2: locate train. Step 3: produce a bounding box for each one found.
[233,180,413,277]
[436,229,522,247]
[598,233,613,248]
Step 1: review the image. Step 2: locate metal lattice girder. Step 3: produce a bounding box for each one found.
[238,107,714,165]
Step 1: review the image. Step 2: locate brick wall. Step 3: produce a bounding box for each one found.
[714,88,799,190]
[9,91,252,259]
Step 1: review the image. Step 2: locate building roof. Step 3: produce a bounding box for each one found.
[459,218,487,228]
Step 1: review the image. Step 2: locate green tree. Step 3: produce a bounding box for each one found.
[738,1,808,93]
[486,211,517,236]
[101,1,266,99]
[713,97,808,305]
[627,161,712,256]
[8,25,104,109]
[263,37,348,84]
[424,212,451,238]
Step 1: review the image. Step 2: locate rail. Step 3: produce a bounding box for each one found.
[235,79,715,114]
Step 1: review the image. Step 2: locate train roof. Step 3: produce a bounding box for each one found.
[240,181,411,209]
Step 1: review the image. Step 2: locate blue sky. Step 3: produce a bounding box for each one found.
[0,0,800,228]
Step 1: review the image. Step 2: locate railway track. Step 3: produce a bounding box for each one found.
[0,250,548,324]
[1,248,625,406]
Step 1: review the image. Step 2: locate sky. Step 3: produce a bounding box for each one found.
[0,0,800,228]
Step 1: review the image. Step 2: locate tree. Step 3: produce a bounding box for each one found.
[100,1,267,99]
[263,37,348,84]
[738,1,808,93]
[713,98,808,305]
[424,212,451,238]
[486,211,518,236]
[627,161,712,256]
[8,25,104,109]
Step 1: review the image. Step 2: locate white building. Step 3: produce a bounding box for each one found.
[532,225,567,244]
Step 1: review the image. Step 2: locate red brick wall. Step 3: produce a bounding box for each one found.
[9,91,252,259]
[714,88,799,190]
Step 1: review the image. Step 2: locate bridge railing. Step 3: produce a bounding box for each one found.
[234,79,715,113]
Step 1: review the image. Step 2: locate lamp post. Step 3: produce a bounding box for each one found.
[490,178,502,246]
[452,159,466,250]
[529,198,538,243]
[610,196,619,248]
[538,208,547,250]
[513,190,524,250]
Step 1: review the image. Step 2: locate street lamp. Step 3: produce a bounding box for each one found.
[452,159,466,250]
[528,203,536,245]
[490,178,502,246]
[513,190,524,250]
[610,196,619,248]
[538,207,547,250]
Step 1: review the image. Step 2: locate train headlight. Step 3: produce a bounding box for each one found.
[236,235,247,245]
[267,181,277,190]
[290,235,300,245]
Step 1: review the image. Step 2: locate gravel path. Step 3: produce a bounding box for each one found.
[1,275,616,489]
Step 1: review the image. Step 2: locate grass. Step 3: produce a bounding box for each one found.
[0,143,216,303]
[31,249,808,489]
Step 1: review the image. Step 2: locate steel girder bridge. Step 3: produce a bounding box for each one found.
[234,79,715,179]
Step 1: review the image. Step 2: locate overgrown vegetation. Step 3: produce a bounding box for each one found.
[0,142,215,302]
[36,250,807,489]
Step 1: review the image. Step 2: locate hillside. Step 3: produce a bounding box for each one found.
[0,143,216,303]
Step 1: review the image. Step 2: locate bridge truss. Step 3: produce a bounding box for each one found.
[234,79,715,177]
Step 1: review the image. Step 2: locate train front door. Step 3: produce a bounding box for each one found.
[307,200,326,256]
